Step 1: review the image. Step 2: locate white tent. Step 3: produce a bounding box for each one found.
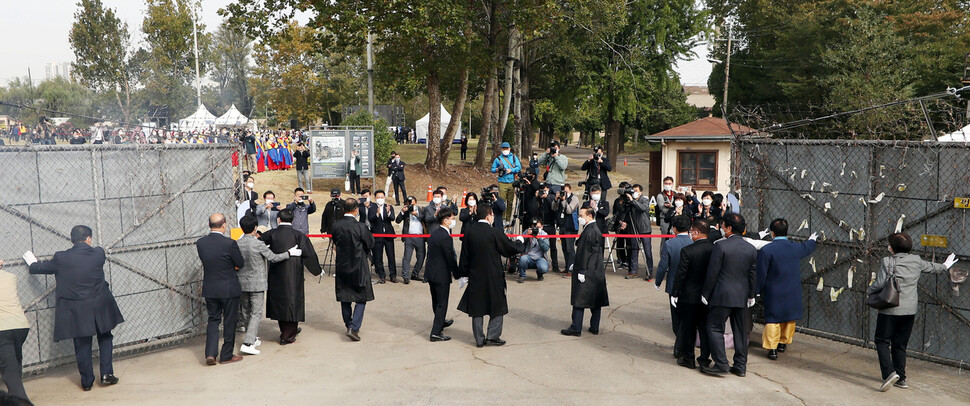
[178,104,217,132]
[416,104,462,145]
[214,104,257,130]
[936,123,970,143]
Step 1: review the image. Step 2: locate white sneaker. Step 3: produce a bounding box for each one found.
[240,344,260,355]
[880,372,899,392]
[254,338,262,347]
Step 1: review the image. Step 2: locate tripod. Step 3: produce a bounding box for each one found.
[318,238,335,283]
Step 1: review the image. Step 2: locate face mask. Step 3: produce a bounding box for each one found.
[702,199,712,206]
[578,217,588,227]
[247,182,254,189]
[376,198,386,205]
[433,197,442,204]
[633,192,642,199]
[591,194,601,201]
[502,150,510,156]
[674,200,684,208]
[467,199,477,207]
[265,199,274,204]
[663,185,673,192]
[448,220,456,229]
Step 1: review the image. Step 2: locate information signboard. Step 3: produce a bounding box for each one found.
[309,126,374,179]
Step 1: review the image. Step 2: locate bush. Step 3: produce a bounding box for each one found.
[341,111,396,175]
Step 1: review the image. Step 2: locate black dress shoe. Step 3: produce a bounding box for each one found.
[700,365,728,376]
[587,327,599,335]
[411,273,421,281]
[485,338,506,346]
[296,327,302,336]
[430,334,451,342]
[673,348,682,358]
[767,349,778,360]
[390,276,398,283]
[443,319,454,328]
[100,374,119,385]
[537,274,544,281]
[677,357,696,369]
[698,358,712,368]
[560,328,581,337]
[777,343,787,353]
[377,278,386,284]
[403,278,410,284]
[730,367,746,377]
[476,343,485,348]
[83,385,92,391]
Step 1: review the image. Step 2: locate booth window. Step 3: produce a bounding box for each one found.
[677,151,717,187]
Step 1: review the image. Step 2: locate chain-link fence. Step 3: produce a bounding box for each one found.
[0,143,238,375]
[735,137,970,366]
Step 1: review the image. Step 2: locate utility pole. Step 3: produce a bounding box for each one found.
[192,6,202,108]
[721,24,732,119]
[366,32,375,115]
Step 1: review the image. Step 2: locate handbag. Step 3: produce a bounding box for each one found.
[344,175,351,192]
[867,257,900,310]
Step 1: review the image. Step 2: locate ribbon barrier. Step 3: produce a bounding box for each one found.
[307,233,676,239]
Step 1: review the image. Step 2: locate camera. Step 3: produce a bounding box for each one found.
[497,167,508,176]
[592,152,602,161]
[577,180,588,188]
[529,218,541,236]
[548,141,559,155]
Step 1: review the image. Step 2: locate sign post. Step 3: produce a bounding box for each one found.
[309,126,375,179]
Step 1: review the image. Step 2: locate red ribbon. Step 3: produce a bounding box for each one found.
[306,233,675,239]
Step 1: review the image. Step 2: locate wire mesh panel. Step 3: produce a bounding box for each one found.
[0,143,237,374]
[735,138,970,366]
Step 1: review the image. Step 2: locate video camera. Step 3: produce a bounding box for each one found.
[529,218,541,237]
[481,186,499,205]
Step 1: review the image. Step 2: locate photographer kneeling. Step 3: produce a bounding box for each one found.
[517,219,550,283]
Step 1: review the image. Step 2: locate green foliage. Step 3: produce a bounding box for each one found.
[142,0,209,118]
[250,21,326,128]
[342,110,395,175]
[208,21,253,115]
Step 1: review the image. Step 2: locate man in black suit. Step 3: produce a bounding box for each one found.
[26,225,124,391]
[368,190,398,283]
[196,213,245,365]
[332,198,376,341]
[671,219,714,369]
[700,213,758,377]
[425,207,459,341]
[457,205,526,347]
[388,152,407,205]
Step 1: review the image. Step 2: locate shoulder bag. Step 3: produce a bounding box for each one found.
[866,257,900,310]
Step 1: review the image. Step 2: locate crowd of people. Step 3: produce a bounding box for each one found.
[0,141,962,404]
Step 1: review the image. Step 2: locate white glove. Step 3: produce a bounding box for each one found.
[514,236,525,243]
[459,277,468,289]
[747,298,756,308]
[670,296,678,308]
[655,284,661,291]
[578,274,585,283]
[758,228,770,239]
[943,253,959,269]
[701,296,708,305]
[809,232,818,241]
[287,245,302,257]
[22,251,37,266]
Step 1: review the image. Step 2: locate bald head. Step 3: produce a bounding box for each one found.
[209,213,227,230]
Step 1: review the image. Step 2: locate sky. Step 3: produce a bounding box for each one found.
[0,0,712,88]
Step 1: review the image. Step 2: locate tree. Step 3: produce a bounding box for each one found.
[69,0,141,126]
[142,0,208,118]
[250,21,326,128]
[342,110,395,175]
[209,20,253,115]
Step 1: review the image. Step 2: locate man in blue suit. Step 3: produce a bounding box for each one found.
[654,216,693,357]
[756,218,817,361]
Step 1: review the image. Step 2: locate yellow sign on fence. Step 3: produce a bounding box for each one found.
[920,234,948,248]
[955,197,970,209]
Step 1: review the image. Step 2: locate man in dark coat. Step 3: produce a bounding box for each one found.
[26,225,124,391]
[368,190,398,283]
[700,213,758,378]
[331,198,375,341]
[561,208,608,336]
[457,205,525,347]
[756,218,817,360]
[671,219,714,369]
[260,208,322,345]
[580,145,612,200]
[387,153,407,205]
[425,207,460,341]
[196,213,246,365]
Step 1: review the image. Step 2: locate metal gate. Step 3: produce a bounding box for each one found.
[734,138,970,365]
[0,143,237,374]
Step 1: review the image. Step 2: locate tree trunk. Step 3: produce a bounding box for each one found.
[619,124,626,153]
[474,69,497,169]
[498,29,517,152]
[424,69,442,168]
[518,42,532,156]
[439,66,469,169]
[605,120,621,169]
